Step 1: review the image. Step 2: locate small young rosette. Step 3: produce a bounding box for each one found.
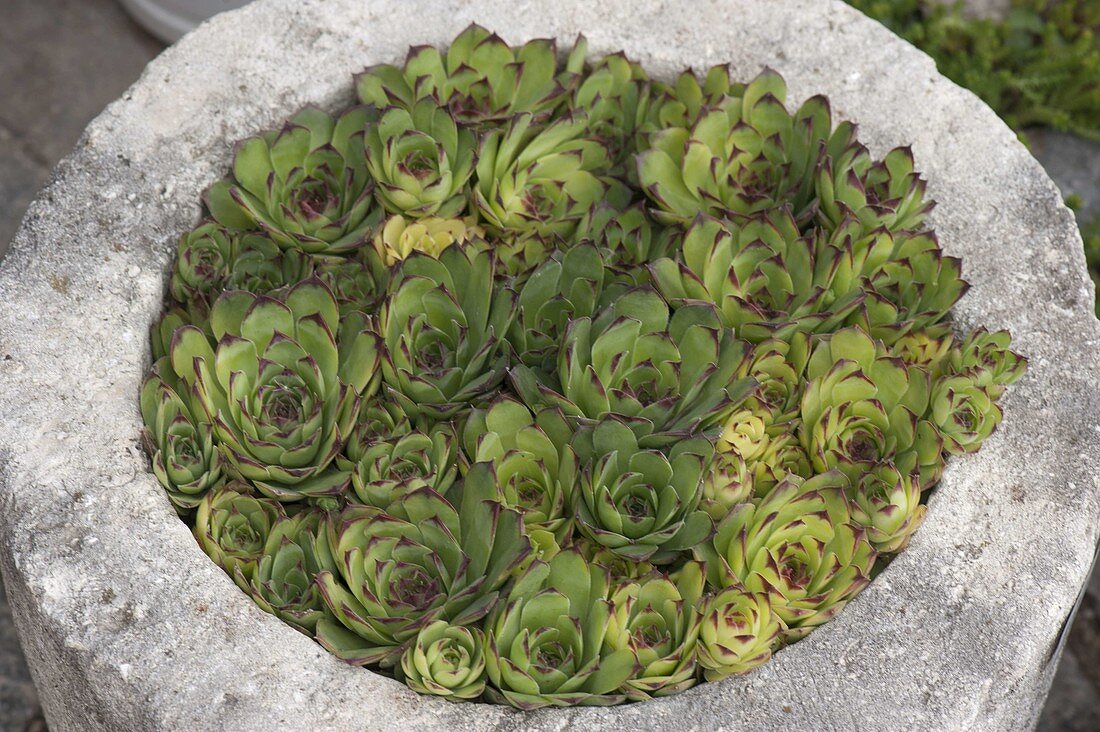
[372,214,481,268]
[817,129,933,236]
[638,68,832,224]
[169,278,382,500]
[650,212,860,343]
[799,327,938,482]
[400,620,488,700]
[345,428,458,508]
[140,357,224,510]
[483,550,638,709]
[847,464,926,554]
[205,107,382,254]
[506,243,612,372]
[472,112,630,274]
[193,482,284,589]
[245,508,331,634]
[697,586,783,681]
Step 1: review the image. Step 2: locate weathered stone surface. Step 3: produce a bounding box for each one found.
[0,0,1096,730]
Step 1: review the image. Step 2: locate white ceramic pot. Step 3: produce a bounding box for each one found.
[118,0,250,42]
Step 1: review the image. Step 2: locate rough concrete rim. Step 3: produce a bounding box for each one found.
[0,0,1098,729]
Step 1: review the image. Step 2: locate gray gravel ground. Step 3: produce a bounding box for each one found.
[0,1,1096,729]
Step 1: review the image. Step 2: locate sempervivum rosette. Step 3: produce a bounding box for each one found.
[315,463,531,666]
[799,326,939,483]
[463,398,578,545]
[141,26,1028,711]
[472,111,630,275]
[364,101,476,218]
[245,507,332,634]
[205,107,383,254]
[637,68,832,225]
[604,561,706,699]
[168,279,381,500]
[356,24,586,129]
[570,419,713,564]
[140,357,225,511]
[194,482,283,589]
[379,246,516,419]
[511,288,754,448]
[483,549,637,709]
[506,243,614,372]
[696,472,877,641]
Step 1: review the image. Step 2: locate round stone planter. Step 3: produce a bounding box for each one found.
[0,0,1098,729]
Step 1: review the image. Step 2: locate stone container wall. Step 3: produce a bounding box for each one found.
[0,0,1097,729]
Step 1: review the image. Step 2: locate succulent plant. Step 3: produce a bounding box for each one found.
[799,327,935,482]
[638,68,832,225]
[245,508,331,633]
[400,620,488,699]
[642,64,744,133]
[356,24,586,128]
[847,465,926,554]
[472,112,630,275]
[570,419,713,563]
[365,101,477,218]
[346,429,458,508]
[816,131,933,236]
[697,472,876,640]
[170,225,312,320]
[315,462,531,666]
[151,307,195,362]
[570,52,659,176]
[604,561,705,699]
[168,221,236,307]
[506,243,611,372]
[701,452,754,519]
[205,107,382,255]
[573,203,674,270]
[946,328,1027,398]
[697,586,783,681]
[463,398,577,542]
[312,251,386,317]
[194,482,283,589]
[650,213,859,343]
[574,539,657,585]
[343,398,414,460]
[373,214,482,268]
[892,324,956,373]
[169,278,382,499]
[484,549,637,709]
[511,288,754,447]
[929,375,1003,455]
[714,408,809,503]
[379,246,515,419]
[140,358,225,511]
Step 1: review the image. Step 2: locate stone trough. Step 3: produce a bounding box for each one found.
[1,0,1098,729]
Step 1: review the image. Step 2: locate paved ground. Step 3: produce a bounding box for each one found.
[0,0,1096,729]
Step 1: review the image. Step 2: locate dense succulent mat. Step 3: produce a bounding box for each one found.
[140,25,1025,708]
